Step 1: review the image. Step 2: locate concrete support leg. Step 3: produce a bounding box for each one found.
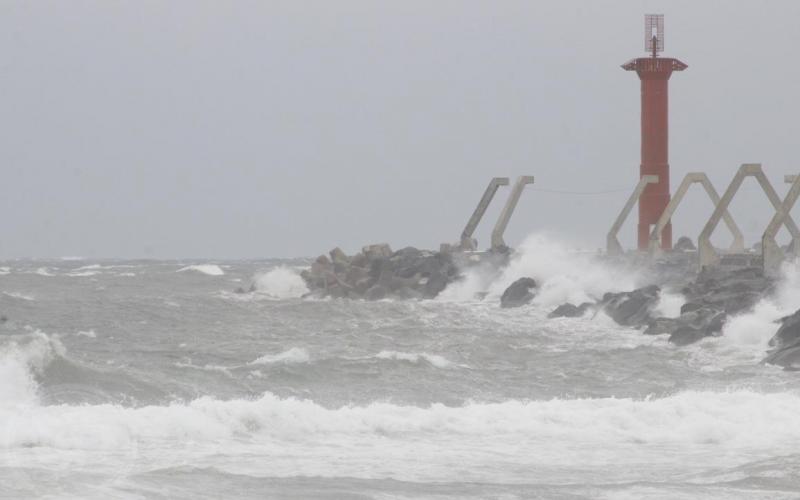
[763,174,800,276]
[648,172,744,257]
[490,176,535,251]
[459,177,509,250]
[607,175,659,255]
[698,164,800,268]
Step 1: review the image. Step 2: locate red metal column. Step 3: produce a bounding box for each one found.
[623,57,686,251]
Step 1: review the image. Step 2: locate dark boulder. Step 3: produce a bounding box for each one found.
[668,326,708,346]
[600,285,660,327]
[643,317,679,335]
[423,271,450,298]
[500,278,538,308]
[644,307,726,344]
[301,243,462,300]
[769,309,800,349]
[548,302,593,319]
[682,266,771,316]
[674,236,696,251]
[763,309,800,369]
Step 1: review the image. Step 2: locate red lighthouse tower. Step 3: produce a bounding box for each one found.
[623,14,687,251]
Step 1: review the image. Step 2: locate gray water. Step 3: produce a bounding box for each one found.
[2,246,800,499]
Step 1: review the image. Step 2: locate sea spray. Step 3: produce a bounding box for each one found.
[249,347,310,365]
[0,332,64,407]
[440,233,640,307]
[177,264,225,276]
[252,267,309,299]
[719,262,800,354]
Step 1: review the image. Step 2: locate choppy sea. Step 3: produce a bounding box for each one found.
[2,235,800,499]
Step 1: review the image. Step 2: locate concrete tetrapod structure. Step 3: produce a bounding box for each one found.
[607,175,659,255]
[459,177,510,251]
[762,174,800,276]
[490,176,534,251]
[648,172,744,256]
[698,164,800,268]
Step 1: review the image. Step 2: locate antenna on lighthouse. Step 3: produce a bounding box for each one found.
[645,14,664,58]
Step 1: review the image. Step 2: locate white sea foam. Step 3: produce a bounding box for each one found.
[76,330,97,338]
[0,332,64,406]
[174,360,234,377]
[708,262,800,364]
[177,264,225,276]
[653,290,686,318]
[440,233,640,307]
[2,333,800,483]
[252,266,309,298]
[374,350,454,368]
[2,291,34,301]
[33,267,54,277]
[249,347,310,365]
[2,387,800,476]
[67,270,101,277]
[0,267,10,276]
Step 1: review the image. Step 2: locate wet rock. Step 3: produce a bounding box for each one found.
[500,278,538,308]
[643,317,679,335]
[233,283,257,294]
[302,243,461,300]
[363,243,393,260]
[329,247,349,264]
[423,271,450,299]
[548,302,592,319]
[674,236,696,251]
[668,326,708,346]
[763,309,800,368]
[683,266,771,316]
[769,309,800,349]
[600,285,660,327]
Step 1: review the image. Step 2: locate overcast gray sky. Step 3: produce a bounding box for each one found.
[2,0,799,259]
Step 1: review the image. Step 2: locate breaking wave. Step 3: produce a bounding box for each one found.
[177,264,225,276]
[715,262,800,359]
[252,267,308,299]
[249,347,310,365]
[440,233,640,307]
[374,350,454,368]
[3,329,800,485]
[0,331,64,406]
[3,381,800,457]
[2,291,35,301]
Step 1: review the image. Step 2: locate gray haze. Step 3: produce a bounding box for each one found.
[1,0,799,259]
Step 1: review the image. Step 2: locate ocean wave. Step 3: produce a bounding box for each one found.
[0,331,64,406]
[2,291,35,301]
[439,233,640,307]
[249,347,310,365]
[0,266,10,275]
[174,360,234,377]
[374,350,454,368]
[2,389,800,454]
[252,267,309,298]
[177,264,225,276]
[66,271,101,277]
[688,261,800,367]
